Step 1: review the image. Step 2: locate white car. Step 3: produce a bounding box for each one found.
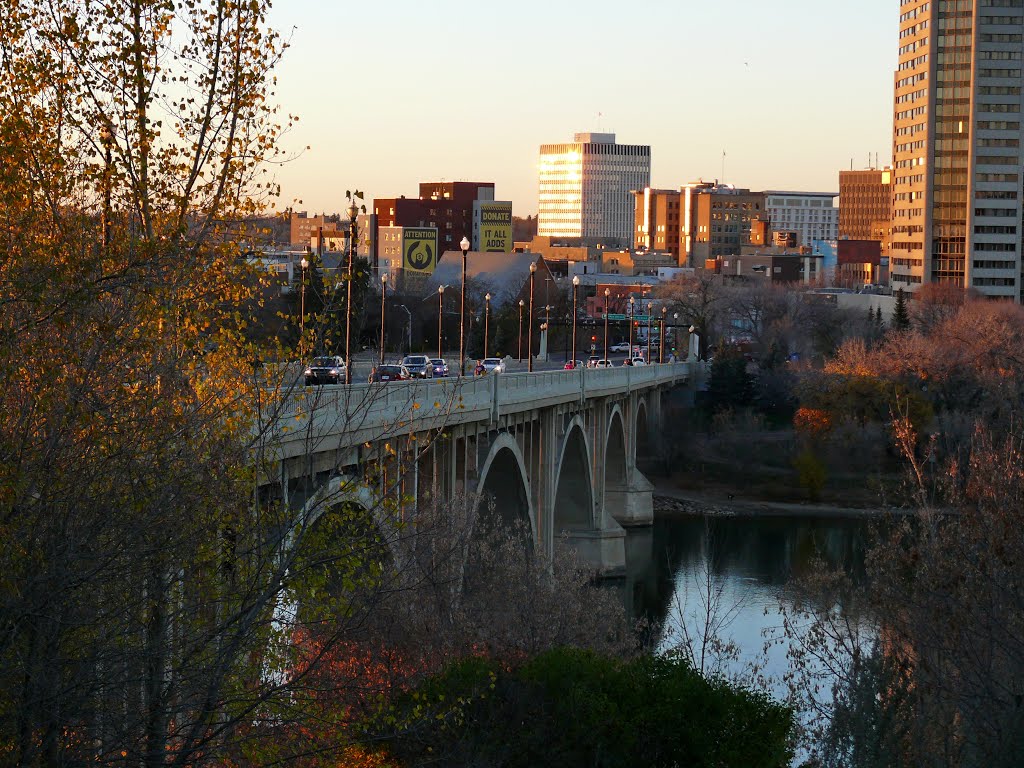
[609,342,631,353]
[594,359,614,369]
[481,357,505,374]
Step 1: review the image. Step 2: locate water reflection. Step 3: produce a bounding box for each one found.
[622,506,871,693]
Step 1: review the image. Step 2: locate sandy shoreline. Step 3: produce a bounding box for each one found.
[652,485,907,518]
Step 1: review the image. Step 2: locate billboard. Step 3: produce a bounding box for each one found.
[478,202,512,253]
[402,228,438,273]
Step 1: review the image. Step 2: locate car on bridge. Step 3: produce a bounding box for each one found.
[563,360,584,370]
[304,355,346,386]
[402,355,433,379]
[430,358,449,377]
[481,357,505,374]
[594,359,614,369]
[368,364,410,383]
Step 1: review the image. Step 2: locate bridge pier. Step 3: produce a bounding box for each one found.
[606,468,654,527]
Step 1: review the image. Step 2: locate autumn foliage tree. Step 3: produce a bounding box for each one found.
[0,0,311,764]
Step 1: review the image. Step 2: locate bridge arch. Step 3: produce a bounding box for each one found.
[553,416,595,533]
[634,397,651,466]
[605,408,628,495]
[475,432,535,547]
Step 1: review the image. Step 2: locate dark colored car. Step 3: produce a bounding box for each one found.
[368,364,410,383]
[304,355,346,386]
[431,358,449,377]
[402,355,433,379]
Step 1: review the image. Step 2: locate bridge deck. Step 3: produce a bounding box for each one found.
[266,362,695,462]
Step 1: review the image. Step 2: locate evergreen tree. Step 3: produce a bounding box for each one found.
[892,289,910,331]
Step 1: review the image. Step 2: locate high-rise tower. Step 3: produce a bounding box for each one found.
[891,0,1024,299]
[537,133,651,248]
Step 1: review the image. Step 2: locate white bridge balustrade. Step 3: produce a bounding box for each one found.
[258,361,704,575]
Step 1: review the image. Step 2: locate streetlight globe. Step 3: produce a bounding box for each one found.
[460,236,470,252]
[674,312,679,320]
[485,292,491,301]
[519,298,525,307]
[529,261,537,273]
[381,273,388,284]
[347,201,359,221]
[572,275,580,286]
[300,257,309,269]
[604,287,610,297]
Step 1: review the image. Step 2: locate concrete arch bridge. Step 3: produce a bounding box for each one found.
[259,363,700,574]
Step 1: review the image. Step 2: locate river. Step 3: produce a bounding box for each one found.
[622,500,873,733]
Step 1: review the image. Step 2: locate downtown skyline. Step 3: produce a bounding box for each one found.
[267,0,896,217]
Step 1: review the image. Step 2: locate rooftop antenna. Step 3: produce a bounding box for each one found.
[597,111,603,131]
[721,150,726,185]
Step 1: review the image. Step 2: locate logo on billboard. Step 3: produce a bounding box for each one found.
[402,228,437,273]
[479,203,512,253]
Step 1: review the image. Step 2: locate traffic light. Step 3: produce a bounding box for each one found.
[591,335,596,342]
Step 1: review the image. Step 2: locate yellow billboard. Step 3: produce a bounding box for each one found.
[402,228,438,273]
[479,202,512,253]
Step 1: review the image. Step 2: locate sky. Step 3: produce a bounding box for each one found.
[266,0,897,218]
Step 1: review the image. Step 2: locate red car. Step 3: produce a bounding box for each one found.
[368,364,410,383]
[563,360,584,370]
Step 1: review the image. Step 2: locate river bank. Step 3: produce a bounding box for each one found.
[652,484,908,519]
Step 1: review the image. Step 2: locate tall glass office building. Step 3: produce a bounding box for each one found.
[891,0,1024,299]
[537,133,651,248]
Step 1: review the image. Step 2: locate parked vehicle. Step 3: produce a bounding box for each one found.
[609,341,631,353]
[304,355,346,386]
[368,364,410,383]
[481,357,505,374]
[430,358,449,377]
[401,354,433,379]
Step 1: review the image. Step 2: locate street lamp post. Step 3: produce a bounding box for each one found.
[628,296,636,359]
[379,273,388,367]
[571,275,580,366]
[484,292,491,360]
[459,236,470,376]
[518,299,524,362]
[345,199,359,384]
[660,306,667,364]
[528,262,537,373]
[299,256,309,339]
[437,285,445,360]
[603,288,610,362]
[674,312,680,359]
[646,301,653,362]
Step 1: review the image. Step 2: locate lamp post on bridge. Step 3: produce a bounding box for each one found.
[437,284,445,360]
[528,262,537,373]
[379,273,388,367]
[571,275,580,366]
[646,301,653,362]
[484,292,491,360]
[459,236,470,376]
[660,306,667,364]
[628,296,635,359]
[345,194,362,384]
[603,287,610,362]
[299,256,309,339]
[518,298,524,362]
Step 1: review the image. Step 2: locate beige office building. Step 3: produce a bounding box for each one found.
[538,133,651,248]
[891,0,1024,299]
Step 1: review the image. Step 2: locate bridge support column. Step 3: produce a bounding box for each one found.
[606,468,654,527]
[563,525,626,578]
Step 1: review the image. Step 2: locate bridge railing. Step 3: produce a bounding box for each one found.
[266,362,695,460]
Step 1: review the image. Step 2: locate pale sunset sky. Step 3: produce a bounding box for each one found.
[266,0,896,217]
